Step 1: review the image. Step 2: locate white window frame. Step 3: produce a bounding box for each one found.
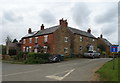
[23,47,25,52]
[44,46,48,53]
[29,38,32,43]
[64,47,68,53]
[44,46,48,49]
[23,39,26,44]
[35,37,38,43]
[34,48,38,53]
[29,46,32,52]
[64,37,68,42]
[44,35,48,42]
[80,36,83,42]
[26,47,29,52]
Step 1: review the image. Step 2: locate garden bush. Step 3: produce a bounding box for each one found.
[13,52,28,61]
[24,52,51,64]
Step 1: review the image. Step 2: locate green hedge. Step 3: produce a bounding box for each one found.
[24,52,51,64]
[13,52,28,61]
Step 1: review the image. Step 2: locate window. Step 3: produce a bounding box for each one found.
[23,39,26,44]
[80,36,83,41]
[29,46,32,52]
[26,47,29,52]
[64,37,68,42]
[80,46,82,51]
[44,46,48,53]
[92,39,95,42]
[23,47,25,52]
[44,35,48,42]
[29,38,32,43]
[64,48,68,53]
[35,37,38,43]
[44,46,48,49]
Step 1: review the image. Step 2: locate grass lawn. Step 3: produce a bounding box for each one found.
[96,57,119,81]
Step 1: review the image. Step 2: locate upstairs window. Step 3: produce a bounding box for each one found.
[23,39,26,44]
[44,35,48,42]
[80,36,83,41]
[64,37,68,42]
[64,47,68,53]
[35,37,38,43]
[29,38,32,43]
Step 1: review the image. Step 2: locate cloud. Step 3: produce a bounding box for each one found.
[94,6,117,24]
[39,9,56,24]
[2,11,23,24]
[101,22,117,36]
[71,2,91,27]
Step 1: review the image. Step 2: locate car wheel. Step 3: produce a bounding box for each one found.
[92,55,95,59]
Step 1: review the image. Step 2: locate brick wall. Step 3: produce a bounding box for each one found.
[22,33,55,54]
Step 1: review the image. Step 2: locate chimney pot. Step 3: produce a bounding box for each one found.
[59,18,68,27]
[28,28,32,34]
[100,34,103,38]
[41,24,44,30]
[87,28,91,33]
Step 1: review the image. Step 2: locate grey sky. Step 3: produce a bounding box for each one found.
[0,0,119,45]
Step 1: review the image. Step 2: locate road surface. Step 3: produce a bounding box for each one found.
[2,58,112,81]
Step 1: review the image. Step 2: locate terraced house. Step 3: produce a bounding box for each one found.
[21,19,97,56]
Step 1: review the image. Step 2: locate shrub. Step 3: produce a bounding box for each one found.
[13,52,28,61]
[9,49,17,56]
[25,52,51,64]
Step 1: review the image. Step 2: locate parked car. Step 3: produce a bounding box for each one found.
[84,51,100,58]
[49,54,64,62]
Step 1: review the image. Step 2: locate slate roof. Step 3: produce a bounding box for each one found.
[102,38,112,46]
[34,25,59,36]
[23,31,38,38]
[68,27,96,38]
[22,25,96,38]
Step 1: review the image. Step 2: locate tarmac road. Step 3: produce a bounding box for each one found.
[2,58,112,81]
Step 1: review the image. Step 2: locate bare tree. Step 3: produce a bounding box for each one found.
[5,36,12,55]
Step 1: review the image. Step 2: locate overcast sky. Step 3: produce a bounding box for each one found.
[0,0,119,45]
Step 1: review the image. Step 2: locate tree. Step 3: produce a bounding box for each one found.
[5,36,12,55]
[12,39,18,43]
[97,44,106,53]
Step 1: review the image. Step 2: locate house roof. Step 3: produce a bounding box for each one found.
[23,31,38,38]
[68,27,96,38]
[22,25,96,38]
[34,25,59,36]
[101,38,112,46]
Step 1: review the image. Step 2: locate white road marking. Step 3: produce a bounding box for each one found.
[46,69,75,81]
[2,69,41,77]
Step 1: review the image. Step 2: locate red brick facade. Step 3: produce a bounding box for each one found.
[21,19,112,56]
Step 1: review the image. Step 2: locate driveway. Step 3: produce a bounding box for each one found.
[2,58,112,81]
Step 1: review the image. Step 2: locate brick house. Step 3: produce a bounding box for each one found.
[97,34,112,56]
[21,18,98,56]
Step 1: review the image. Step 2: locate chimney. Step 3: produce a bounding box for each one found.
[87,28,91,33]
[100,34,103,38]
[41,24,44,30]
[59,18,68,27]
[28,28,32,34]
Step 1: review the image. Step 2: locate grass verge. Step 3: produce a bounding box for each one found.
[96,58,119,81]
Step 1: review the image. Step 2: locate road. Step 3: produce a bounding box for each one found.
[2,58,112,81]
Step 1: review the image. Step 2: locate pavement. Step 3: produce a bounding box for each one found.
[2,58,112,81]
